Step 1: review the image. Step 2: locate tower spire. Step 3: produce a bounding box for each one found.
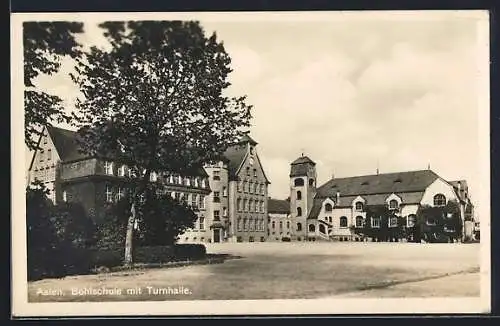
[376,159,379,175]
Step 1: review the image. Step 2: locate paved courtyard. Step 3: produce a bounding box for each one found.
[28,242,480,302]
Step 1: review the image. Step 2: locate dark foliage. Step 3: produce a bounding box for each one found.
[24,21,83,150]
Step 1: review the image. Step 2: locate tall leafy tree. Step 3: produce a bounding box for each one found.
[71,21,252,265]
[24,21,84,150]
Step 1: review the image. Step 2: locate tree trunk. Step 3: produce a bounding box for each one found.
[124,202,136,266]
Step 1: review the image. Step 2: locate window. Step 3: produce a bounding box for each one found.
[426,217,437,226]
[261,201,265,213]
[47,149,52,161]
[104,161,113,175]
[246,167,250,176]
[287,221,290,229]
[214,210,220,221]
[355,202,364,211]
[297,223,302,231]
[389,199,399,210]
[40,150,44,162]
[243,218,248,231]
[213,191,220,203]
[433,194,446,207]
[118,165,126,177]
[223,186,228,197]
[175,192,181,201]
[237,218,242,231]
[389,216,398,227]
[355,216,364,227]
[106,185,113,203]
[340,216,348,228]
[297,207,302,216]
[249,219,254,231]
[309,178,314,186]
[43,136,47,145]
[279,221,283,230]
[325,203,332,212]
[199,216,205,230]
[308,224,315,232]
[249,199,253,212]
[201,179,207,188]
[237,198,242,211]
[371,217,381,228]
[62,190,67,202]
[150,171,157,182]
[297,190,302,200]
[238,181,243,192]
[319,224,326,234]
[407,214,417,227]
[249,182,253,194]
[185,177,191,186]
[260,184,265,195]
[244,199,249,212]
[260,220,265,231]
[223,207,227,217]
[272,221,276,229]
[117,187,125,201]
[213,170,220,180]
[294,178,304,187]
[193,177,199,187]
[253,169,257,177]
[243,181,248,193]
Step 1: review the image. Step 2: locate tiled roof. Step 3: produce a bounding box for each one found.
[291,155,316,166]
[46,125,87,162]
[237,133,258,145]
[316,170,439,198]
[268,198,290,214]
[223,144,248,179]
[307,191,425,219]
[290,155,316,177]
[46,126,208,177]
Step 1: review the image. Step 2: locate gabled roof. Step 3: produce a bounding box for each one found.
[237,133,258,146]
[40,126,208,178]
[223,139,270,183]
[316,170,440,198]
[47,125,87,162]
[268,198,290,214]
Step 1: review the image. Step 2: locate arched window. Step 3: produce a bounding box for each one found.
[389,199,399,210]
[294,178,304,187]
[325,203,333,212]
[355,202,364,211]
[286,221,290,229]
[340,216,348,228]
[433,193,446,207]
[243,199,248,211]
[272,221,276,229]
[297,190,302,200]
[309,178,314,186]
[297,222,302,231]
[319,224,326,234]
[355,216,364,227]
[308,224,316,232]
[297,207,302,216]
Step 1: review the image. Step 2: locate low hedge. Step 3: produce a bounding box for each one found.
[28,244,207,280]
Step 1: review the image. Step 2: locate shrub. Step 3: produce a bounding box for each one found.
[173,244,206,261]
[134,246,175,263]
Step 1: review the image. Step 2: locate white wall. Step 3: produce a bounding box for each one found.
[421,178,459,206]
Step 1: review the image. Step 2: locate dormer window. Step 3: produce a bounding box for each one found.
[324,203,333,212]
[355,202,364,211]
[104,161,113,175]
[394,178,402,183]
[389,199,398,210]
[246,167,250,176]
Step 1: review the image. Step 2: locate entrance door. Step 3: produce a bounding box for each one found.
[213,229,220,243]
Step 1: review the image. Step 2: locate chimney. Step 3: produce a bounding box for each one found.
[336,191,340,203]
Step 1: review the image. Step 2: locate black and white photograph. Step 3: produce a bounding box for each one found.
[11,11,490,316]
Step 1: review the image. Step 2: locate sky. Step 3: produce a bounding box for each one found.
[27,11,489,208]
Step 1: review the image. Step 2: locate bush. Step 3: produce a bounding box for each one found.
[281,236,291,242]
[173,244,206,261]
[134,246,175,263]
